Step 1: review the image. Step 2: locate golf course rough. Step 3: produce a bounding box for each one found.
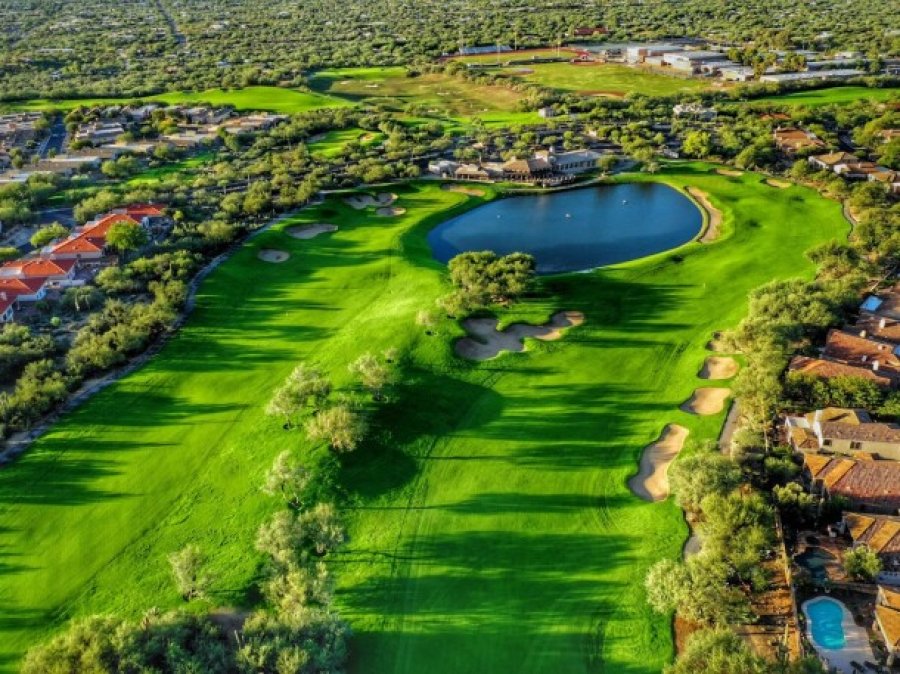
[0,163,847,673]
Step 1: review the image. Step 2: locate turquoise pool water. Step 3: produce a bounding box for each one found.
[807,597,846,650]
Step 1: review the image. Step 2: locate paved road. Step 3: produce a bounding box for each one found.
[38,117,67,158]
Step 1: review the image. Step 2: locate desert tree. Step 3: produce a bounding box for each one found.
[348,352,392,400]
[168,544,211,600]
[306,404,367,453]
[300,503,346,556]
[262,450,311,510]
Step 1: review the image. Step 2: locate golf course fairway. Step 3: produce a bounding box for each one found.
[0,163,847,673]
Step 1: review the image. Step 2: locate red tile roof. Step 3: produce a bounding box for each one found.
[0,277,47,295]
[49,235,104,256]
[823,329,900,374]
[810,455,900,511]
[789,355,894,388]
[119,203,164,218]
[83,213,139,238]
[1,258,76,278]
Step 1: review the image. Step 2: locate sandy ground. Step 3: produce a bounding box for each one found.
[287,223,337,239]
[344,193,397,209]
[258,249,290,263]
[680,387,731,415]
[627,424,689,501]
[699,356,739,380]
[686,187,722,243]
[716,167,742,177]
[376,206,406,217]
[766,178,791,189]
[441,184,486,197]
[455,310,585,360]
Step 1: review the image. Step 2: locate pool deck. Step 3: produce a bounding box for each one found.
[802,596,874,674]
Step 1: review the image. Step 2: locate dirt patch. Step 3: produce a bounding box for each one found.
[578,90,626,99]
[441,183,486,197]
[258,248,290,263]
[699,356,739,380]
[628,424,689,502]
[344,192,397,210]
[766,178,791,189]
[455,310,585,361]
[680,387,731,416]
[286,223,337,240]
[376,206,406,217]
[514,68,534,75]
[715,167,742,177]
[686,187,722,244]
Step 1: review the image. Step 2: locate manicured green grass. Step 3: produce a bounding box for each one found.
[309,67,524,117]
[0,167,846,672]
[307,128,385,158]
[451,51,711,97]
[0,86,350,114]
[755,85,900,107]
[125,151,217,187]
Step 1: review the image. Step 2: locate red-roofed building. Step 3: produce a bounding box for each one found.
[114,203,164,222]
[47,234,105,261]
[80,212,139,239]
[0,258,76,283]
[0,277,48,302]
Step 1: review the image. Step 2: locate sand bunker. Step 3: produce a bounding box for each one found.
[287,223,338,239]
[258,249,290,263]
[699,356,739,380]
[716,168,742,177]
[344,193,397,210]
[628,424,690,502]
[687,187,722,243]
[455,310,584,361]
[680,387,731,416]
[376,206,406,217]
[766,178,791,189]
[441,184,486,197]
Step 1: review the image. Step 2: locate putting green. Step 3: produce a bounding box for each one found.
[0,165,846,672]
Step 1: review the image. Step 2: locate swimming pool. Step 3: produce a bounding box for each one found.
[806,597,846,650]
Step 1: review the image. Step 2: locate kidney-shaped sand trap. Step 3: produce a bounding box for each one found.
[258,249,290,263]
[699,356,739,380]
[455,311,584,360]
[628,424,690,502]
[680,387,731,415]
[287,223,338,239]
[376,206,406,217]
[344,193,397,209]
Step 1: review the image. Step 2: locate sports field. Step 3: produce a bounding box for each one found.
[0,86,349,114]
[0,165,846,672]
[756,85,900,106]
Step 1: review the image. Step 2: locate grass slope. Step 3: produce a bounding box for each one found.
[0,86,350,114]
[0,167,846,672]
[756,85,900,106]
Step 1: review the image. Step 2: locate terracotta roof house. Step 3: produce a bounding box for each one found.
[773,127,826,155]
[808,151,859,171]
[853,315,900,345]
[876,585,900,665]
[0,276,48,302]
[81,212,139,238]
[823,329,900,376]
[788,354,894,388]
[47,234,105,261]
[502,157,553,181]
[115,203,164,222]
[0,258,76,282]
[843,513,900,570]
[803,453,900,514]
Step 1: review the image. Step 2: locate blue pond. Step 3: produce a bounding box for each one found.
[428,183,703,273]
[806,597,847,650]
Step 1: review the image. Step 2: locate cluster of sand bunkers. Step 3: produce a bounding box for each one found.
[627,338,740,503]
[454,310,585,361]
[256,223,339,263]
[344,192,406,217]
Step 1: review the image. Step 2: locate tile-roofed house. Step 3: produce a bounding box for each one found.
[0,258,76,283]
[502,157,553,181]
[0,277,48,302]
[788,355,894,388]
[853,315,900,345]
[773,127,826,155]
[47,234,105,261]
[842,513,900,570]
[823,329,900,376]
[81,212,139,238]
[876,586,900,665]
[861,285,900,321]
[781,407,900,458]
[803,454,900,514]
[808,152,858,171]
